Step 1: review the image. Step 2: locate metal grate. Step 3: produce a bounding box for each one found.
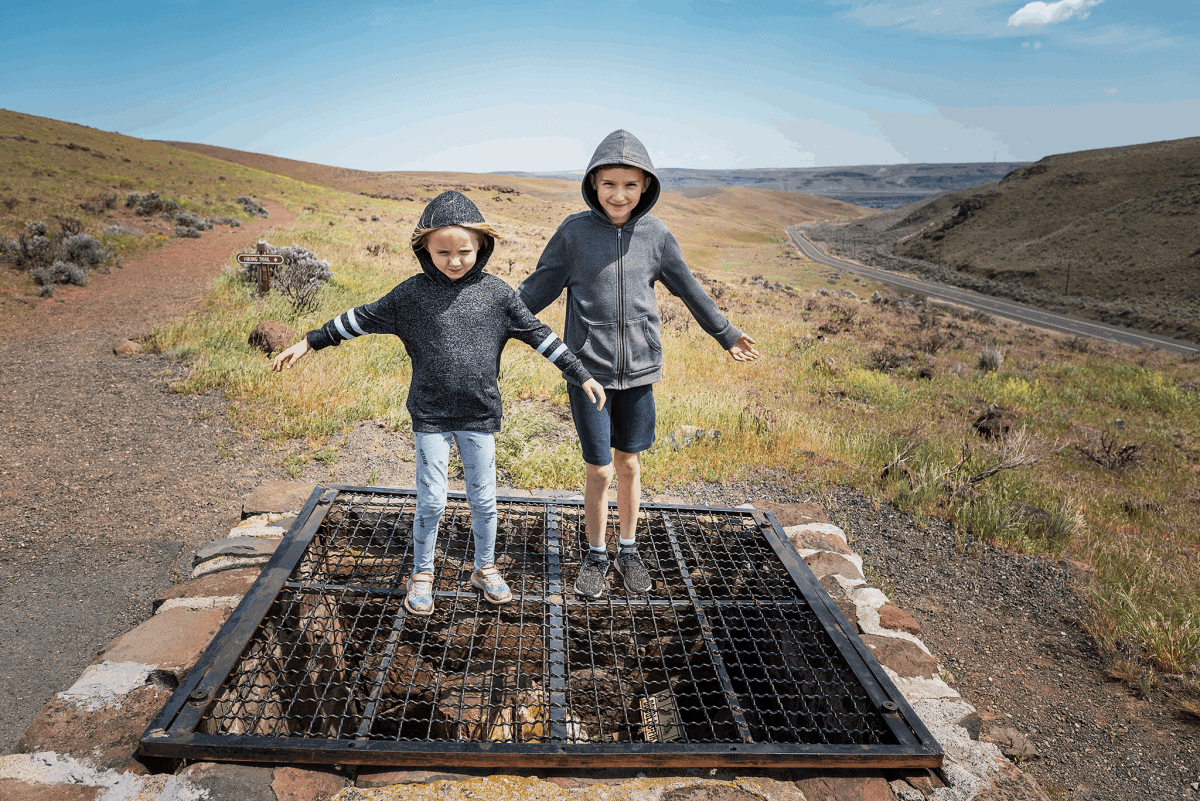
[141,487,942,768]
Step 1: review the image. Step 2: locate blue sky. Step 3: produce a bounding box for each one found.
[2,0,1196,171]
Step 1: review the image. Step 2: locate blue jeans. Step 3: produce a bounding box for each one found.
[412,431,497,576]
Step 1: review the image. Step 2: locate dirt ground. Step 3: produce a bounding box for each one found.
[0,210,1196,799]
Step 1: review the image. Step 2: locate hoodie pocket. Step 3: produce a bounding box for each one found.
[624,316,662,376]
[573,320,619,376]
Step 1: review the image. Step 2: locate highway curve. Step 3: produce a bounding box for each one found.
[786,228,1199,356]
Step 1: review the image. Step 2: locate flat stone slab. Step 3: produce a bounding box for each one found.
[93,605,228,679]
[152,566,260,612]
[785,525,852,555]
[356,768,490,787]
[241,480,318,517]
[14,683,170,771]
[231,512,298,538]
[802,550,864,581]
[0,778,101,800]
[861,634,939,678]
[750,500,831,526]
[273,765,351,801]
[178,762,277,801]
[192,536,280,578]
[194,535,281,565]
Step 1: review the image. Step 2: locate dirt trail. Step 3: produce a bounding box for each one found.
[0,203,295,751]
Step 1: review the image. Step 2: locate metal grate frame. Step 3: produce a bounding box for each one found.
[141,486,942,768]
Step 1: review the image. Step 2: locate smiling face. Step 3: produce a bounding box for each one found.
[591,166,651,227]
[425,226,482,281]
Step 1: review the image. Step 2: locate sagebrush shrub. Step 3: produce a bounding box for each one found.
[175,212,212,231]
[31,259,89,287]
[208,216,241,227]
[977,347,1004,372]
[174,226,201,238]
[234,197,268,218]
[62,234,112,267]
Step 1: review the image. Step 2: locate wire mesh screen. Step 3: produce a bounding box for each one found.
[143,487,941,768]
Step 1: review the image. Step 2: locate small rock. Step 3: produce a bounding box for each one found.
[983,725,1040,760]
[247,320,298,356]
[792,769,896,801]
[860,634,939,678]
[751,500,831,527]
[92,606,229,682]
[877,602,922,635]
[803,550,864,581]
[112,338,142,356]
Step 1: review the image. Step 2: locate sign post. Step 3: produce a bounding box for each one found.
[236,243,284,295]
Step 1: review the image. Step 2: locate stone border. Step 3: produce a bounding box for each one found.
[1,483,1049,801]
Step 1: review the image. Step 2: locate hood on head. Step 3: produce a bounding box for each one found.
[411,190,493,284]
[583,129,660,225]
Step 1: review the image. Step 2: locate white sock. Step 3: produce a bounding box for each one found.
[618,537,636,549]
[590,544,607,556]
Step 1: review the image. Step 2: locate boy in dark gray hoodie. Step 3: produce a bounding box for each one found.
[274,190,605,616]
[519,130,759,600]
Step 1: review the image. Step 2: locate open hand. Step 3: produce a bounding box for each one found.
[272,338,311,372]
[582,378,607,410]
[728,333,760,362]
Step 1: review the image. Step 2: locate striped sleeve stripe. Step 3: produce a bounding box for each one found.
[535,333,557,355]
[547,343,569,362]
[346,307,367,336]
[333,312,358,342]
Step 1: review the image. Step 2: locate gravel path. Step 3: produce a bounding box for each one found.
[0,212,1196,799]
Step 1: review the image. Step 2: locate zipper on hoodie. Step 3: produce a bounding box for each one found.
[615,226,625,386]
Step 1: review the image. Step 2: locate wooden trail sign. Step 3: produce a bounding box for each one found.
[237,242,282,294]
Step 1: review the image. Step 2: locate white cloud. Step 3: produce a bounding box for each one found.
[1103,87,1118,95]
[1008,0,1101,28]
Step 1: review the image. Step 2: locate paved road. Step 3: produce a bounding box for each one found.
[787,227,1199,356]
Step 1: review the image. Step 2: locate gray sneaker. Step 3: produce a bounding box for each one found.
[574,550,610,598]
[615,546,652,594]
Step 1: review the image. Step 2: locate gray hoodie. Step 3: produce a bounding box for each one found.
[519,129,742,390]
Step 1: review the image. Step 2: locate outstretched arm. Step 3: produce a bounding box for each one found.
[727,333,760,363]
[272,337,311,371]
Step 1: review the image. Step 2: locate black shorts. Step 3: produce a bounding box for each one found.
[567,383,656,466]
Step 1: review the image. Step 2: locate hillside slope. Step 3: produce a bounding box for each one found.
[806,137,1200,343]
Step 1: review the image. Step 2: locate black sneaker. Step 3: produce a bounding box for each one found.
[615,546,652,594]
[574,550,610,598]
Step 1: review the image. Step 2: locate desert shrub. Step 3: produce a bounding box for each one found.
[31,259,89,287]
[235,197,269,217]
[103,223,142,236]
[174,226,201,238]
[1077,429,1142,471]
[1065,335,1092,353]
[125,192,141,208]
[1,221,111,273]
[867,348,906,372]
[133,191,180,217]
[209,216,241,227]
[977,347,1004,372]
[62,234,112,267]
[175,212,213,231]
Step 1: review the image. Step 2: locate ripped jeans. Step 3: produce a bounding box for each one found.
[412,430,497,576]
